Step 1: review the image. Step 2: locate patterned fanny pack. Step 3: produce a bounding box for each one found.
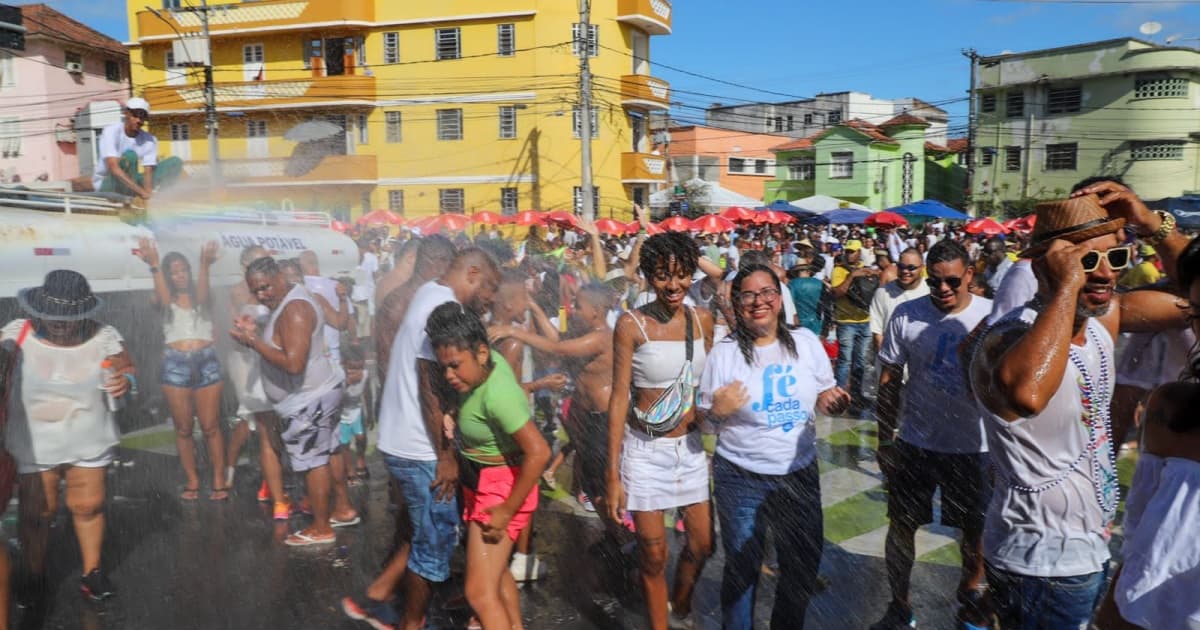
[633,310,694,437]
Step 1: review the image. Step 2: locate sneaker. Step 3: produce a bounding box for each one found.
[577,492,595,512]
[341,595,400,630]
[869,601,916,630]
[509,551,547,582]
[80,568,115,601]
[273,501,291,521]
[256,480,270,503]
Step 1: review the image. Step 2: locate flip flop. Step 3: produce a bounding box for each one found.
[330,514,362,528]
[284,531,336,547]
[180,486,200,501]
[209,487,230,501]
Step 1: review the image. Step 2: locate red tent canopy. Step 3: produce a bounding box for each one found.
[691,214,735,234]
[470,211,509,225]
[865,211,908,228]
[720,206,757,223]
[544,210,579,230]
[964,217,1009,236]
[626,220,662,235]
[593,218,627,236]
[755,210,795,225]
[422,213,471,233]
[357,209,404,225]
[511,210,547,227]
[658,216,693,232]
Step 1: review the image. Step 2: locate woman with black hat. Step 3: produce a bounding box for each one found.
[3,269,135,602]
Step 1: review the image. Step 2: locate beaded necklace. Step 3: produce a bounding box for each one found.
[1067,323,1118,519]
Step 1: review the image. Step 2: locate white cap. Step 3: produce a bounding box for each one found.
[125,97,151,114]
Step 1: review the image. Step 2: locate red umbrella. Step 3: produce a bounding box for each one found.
[691,214,735,234]
[511,210,547,227]
[626,220,662,235]
[1014,214,1036,231]
[865,211,908,228]
[720,206,757,223]
[330,220,351,233]
[659,216,694,232]
[756,210,795,225]
[593,218,627,236]
[471,211,509,225]
[545,210,579,230]
[357,208,405,225]
[424,213,471,232]
[964,217,1009,236]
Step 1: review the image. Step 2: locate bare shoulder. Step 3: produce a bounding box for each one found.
[695,306,715,326]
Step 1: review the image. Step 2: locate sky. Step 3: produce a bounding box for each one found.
[39,0,1200,138]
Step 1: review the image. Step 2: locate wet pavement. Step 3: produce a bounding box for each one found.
[7,416,986,629]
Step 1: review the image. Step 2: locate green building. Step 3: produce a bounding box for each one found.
[972,38,1200,214]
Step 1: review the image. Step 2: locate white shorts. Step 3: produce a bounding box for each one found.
[620,426,710,512]
[20,447,116,475]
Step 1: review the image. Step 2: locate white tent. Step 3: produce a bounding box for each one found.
[649,178,761,209]
[788,194,872,213]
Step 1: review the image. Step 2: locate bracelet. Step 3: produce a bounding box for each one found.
[1143,210,1175,246]
[122,372,139,397]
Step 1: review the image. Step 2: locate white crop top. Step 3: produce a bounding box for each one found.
[163,302,214,345]
[630,307,707,389]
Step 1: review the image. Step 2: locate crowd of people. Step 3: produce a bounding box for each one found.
[0,176,1198,630]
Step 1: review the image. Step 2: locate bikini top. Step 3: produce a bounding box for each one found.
[630,307,707,389]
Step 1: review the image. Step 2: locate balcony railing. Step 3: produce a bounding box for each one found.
[144,75,375,114]
[183,155,377,186]
[616,0,672,35]
[136,0,374,41]
[622,152,668,184]
[619,74,670,110]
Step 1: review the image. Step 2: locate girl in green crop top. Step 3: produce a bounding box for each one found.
[425,302,550,630]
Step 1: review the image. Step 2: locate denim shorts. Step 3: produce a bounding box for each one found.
[160,346,221,389]
[383,454,460,583]
[986,562,1109,630]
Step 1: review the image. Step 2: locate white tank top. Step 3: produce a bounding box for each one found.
[162,302,214,345]
[981,307,1116,577]
[630,307,707,389]
[261,284,342,416]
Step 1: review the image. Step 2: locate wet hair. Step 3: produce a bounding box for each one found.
[341,342,366,364]
[729,264,797,366]
[1179,236,1200,384]
[808,254,826,275]
[738,249,772,272]
[638,232,699,279]
[898,247,922,264]
[577,282,613,312]
[425,301,492,366]
[160,251,202,322]
[476,236,514,265]
[415,235,455,276]
[278,258,302,279]
[245,256,280,278]
[926,239,969,268]
[240,245,269,268]
[449,247,501,278]
[1071,176,1127,194]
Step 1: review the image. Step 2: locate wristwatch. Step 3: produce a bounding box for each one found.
[1143,210,1176,246]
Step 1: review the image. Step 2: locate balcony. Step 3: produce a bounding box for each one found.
[144,75,375,114]
[136,0,374,42]
[622,152,668,184]
[184,154,378,187]
[617,0,672,35]
[620,74,670,110]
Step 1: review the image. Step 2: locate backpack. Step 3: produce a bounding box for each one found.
[844,270,879,311]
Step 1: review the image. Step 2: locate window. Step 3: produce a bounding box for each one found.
[1047,86,1081,114]
[166,51,178,69]
[0,51,14,89]
[754,159,770,174]
[787,157,814,180]
[572,23,599,57]
[162,0,181,8]
[572,106,599,139]
[439,188,465,213]
[1004,146,1021,171]
[786,115,794,131]
[1045,143,1078,170]
[1131,141,1185,161]
[385,111,402,143]
[355,36,366,66]
[498,106,517,139]
[827,110,842,125]
[436,109,462,141]
[980,93,996,113]
[803,113,814,125]
[830,152,853,178]
[728,157,746,173]
[497,24,515,57]
[357,114,368,145]
[383,32,399,64]
[304,38,321,70]
[246,120,267,138]
[243,44,264,64]
[169,122,190,142]
[435,28,460,61]
[1005,91,1024,118]
[573,186,600,213]
[104,60,121,82]
[773,117,783,132]
[1134,75,1188,99]
[0,118,21,157]
[980,146,995,166]
[500,187,518,214]
[388,190,404,213]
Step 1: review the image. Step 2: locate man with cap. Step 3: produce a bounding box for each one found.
[969,182,1191,628]
[831,239,879,411]
[90,98,181,199]
[1118,244,1163,289]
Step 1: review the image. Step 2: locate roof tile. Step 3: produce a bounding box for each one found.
[19,4,127,58]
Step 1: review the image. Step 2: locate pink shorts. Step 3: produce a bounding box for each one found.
[462,464,539,542]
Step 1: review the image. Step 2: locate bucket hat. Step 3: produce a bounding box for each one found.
[17,270,103,321]
[1020,194,1125,257]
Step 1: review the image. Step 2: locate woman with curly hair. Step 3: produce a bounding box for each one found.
[606,231,715,630]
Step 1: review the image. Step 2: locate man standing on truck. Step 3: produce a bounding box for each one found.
[88,98,181,199]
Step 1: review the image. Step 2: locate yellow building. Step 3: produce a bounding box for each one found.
[125,0,671,221]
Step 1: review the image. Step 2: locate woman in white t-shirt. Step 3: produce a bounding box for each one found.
[699,264,850,630]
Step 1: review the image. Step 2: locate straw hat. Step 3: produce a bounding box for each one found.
[18,270,103,321]
[1020,194,1125,257]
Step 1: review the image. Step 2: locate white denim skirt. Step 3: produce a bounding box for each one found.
[620,426,710,512]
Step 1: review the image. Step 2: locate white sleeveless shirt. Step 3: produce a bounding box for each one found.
[978,307,1117,577]
[261,284,342,417]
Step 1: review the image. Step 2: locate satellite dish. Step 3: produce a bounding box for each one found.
[1140,21,1163,35]
[1166,33,1183,44]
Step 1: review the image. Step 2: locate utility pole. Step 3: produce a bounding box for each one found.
[962,48,979,216]
[578,0,595,220]
[198,0,221,185]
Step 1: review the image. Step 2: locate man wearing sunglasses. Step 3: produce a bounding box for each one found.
[871,240,993,630]
[869,248,929,353]
[969,184,1192,628]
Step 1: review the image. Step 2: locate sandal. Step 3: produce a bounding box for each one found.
[330,514,362,528]
[284,530,336,547]
[209,487,230,501]
[180,486,200,501]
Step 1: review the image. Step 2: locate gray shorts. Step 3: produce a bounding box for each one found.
[279,386,343,472]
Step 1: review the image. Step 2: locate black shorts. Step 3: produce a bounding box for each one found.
[564,400,609,502]
[887,439,989,531]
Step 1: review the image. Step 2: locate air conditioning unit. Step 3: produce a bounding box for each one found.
[65,61,83,74]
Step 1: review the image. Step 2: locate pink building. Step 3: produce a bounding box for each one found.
[664,124,789,201]
[0,4,129,183]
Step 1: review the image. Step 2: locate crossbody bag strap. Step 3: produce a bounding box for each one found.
[685,307,694,362]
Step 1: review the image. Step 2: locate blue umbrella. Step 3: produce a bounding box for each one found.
[817,208,871,225]
[756,199,819,221]
[888,199,970,221]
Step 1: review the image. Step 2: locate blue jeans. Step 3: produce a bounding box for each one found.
[714,455,823,630]
[382,454,460,583]
[986,563,1109,630]
[835,322,870,396]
